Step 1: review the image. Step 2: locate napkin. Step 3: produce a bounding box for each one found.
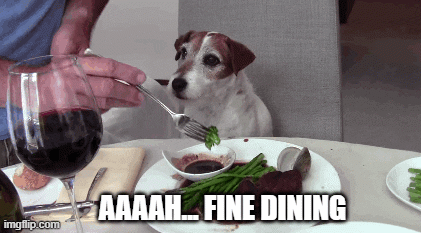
[31,147,145,222]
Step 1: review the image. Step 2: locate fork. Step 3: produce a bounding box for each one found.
[83,48,210,142]
[116,79,210,142]
[66,167,107,222]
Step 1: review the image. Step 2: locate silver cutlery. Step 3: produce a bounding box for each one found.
[23,201,97,218]
[65,167,107,222]
[83,48,210,142]
[23,167,107,219]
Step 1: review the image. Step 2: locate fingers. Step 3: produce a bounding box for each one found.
[95,97,141,113]
[85,75,144,109]
[76,56,147,110]
[74,93,139,114]
[77,56,146,86]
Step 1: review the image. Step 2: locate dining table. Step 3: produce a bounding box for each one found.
[11,137,421,232]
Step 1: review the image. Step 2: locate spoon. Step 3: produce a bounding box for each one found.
[277,147,311,179]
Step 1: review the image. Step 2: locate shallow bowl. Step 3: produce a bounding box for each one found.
[162,144,236,181]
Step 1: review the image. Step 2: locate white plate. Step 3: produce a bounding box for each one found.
[135,138,342,233]
[386,157,421,212]
[294,221,420,233]
[2,164,63,206]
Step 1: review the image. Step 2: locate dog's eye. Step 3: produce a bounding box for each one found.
[181,48,187,59]
[203,54,220,67]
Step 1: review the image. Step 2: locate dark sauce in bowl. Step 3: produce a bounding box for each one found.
[184,160,224,174]
[181,162,247,187]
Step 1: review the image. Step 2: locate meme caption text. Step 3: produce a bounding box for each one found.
[98,194,346,221]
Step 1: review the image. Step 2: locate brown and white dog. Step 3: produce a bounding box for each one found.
[168,31,273,138]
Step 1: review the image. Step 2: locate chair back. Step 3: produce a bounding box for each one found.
[178,0,343,141]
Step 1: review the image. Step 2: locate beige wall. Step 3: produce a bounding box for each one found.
[90,0,179,81]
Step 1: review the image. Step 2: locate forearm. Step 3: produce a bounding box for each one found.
[0,59,15,107]
[61,0,109,39]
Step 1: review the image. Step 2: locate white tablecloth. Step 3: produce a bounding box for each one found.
[24,137,421,232]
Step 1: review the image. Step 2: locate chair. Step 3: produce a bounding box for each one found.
[178,0,343,141]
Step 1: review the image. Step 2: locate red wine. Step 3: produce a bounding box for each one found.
[14,109,102,178]
[0,169,23,233]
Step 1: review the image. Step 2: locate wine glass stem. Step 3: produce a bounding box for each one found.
[61,176,84,233]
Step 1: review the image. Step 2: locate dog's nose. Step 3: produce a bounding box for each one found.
[172,78,188,92]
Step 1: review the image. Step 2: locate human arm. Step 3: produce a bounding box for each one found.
[50,0,109,55]
[3,0,146,112]
[50,0,147,112]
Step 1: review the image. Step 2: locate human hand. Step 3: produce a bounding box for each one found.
[7,56,145,114]
[77,56,146,112]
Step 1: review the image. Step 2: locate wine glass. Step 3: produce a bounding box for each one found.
[7,55,103,233]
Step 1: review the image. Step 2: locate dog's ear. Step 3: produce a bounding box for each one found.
[175,30,196,61]
[226,38,256,75]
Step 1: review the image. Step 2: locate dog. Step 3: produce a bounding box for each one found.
[168,30,273,138]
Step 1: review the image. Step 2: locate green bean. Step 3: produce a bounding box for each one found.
[408,190,421,198]
[182,191,196,200]
[183,188,208,211]
[411,177,421,182]
[409,182,421,190]
[249,165,264,175]
[182,177,229,193]
[410,197,421,204]
[184,174,227,189]
[409,168,421,174]
[227,166,241,173]
[256,166,276,176]
[234,154,263,174]
[213,157,261,193]
[222,155,264,193]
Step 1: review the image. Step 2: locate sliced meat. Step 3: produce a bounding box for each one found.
[257,170,302,194]
[235,177,259,195]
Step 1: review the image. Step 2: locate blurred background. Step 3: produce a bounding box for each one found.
[90,0,421,152]
[90,0,178,81]
[341,0,421,152]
